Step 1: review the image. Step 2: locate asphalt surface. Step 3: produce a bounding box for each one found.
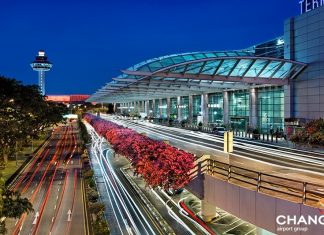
[6,123,85,235]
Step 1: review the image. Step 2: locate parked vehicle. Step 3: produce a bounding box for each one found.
[212,126,226,135]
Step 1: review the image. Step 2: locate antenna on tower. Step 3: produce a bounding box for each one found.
[30,50,53,96]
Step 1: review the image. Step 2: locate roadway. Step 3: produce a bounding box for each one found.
[86,122,205,235]
[100,114,324,183]
[6,122,85,235]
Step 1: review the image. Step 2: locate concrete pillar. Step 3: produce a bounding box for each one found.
[201,200,217,222]
[166,97,171,119]
[249,88,258,128]
[188,95,193,124]
[223,91,229,125]
[113,103,116,113]
[177,96,181,121]
[201,93,208,125]
[152,99,156,117]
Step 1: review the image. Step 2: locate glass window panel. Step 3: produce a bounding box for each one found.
[193,53,206,59]
[273,62,293,78]
[170,65,187,73]
[180,96,189,120]
[138,65,152,72]
[216,59,237,76]
[161,58,175,67]
[183,55,195,61]
[230,59,253,77]
[208,93,223,124]
[148,61,163,71]
[215,52,227,57]
[172,56,186,64]
[259,61,281,78]
[244,59,267,77]
[170,98,177,117]
[257,86,284,133]
[205,53,217,58]
[186,62,204,74]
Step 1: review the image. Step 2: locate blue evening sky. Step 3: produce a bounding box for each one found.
[0,0,300,95]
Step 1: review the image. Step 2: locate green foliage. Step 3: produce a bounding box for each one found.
[86,177,96,188]
[88,202,105,214]
[0,76,67,165]
[2,189,33,218]
[87,187,99,203]
[83,169,94,179]
[78,119,90,144]
[0,172,33,234]
[93,213,110,235]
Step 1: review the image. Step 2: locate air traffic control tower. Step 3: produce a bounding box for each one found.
[30,50,52,96]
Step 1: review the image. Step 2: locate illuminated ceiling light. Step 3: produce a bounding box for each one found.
[277,39,284,45]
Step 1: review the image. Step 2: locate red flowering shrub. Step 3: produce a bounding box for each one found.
[290,118,324,147]
[83,114,195,189]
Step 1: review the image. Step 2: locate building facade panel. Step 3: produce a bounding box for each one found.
[284,5,324,120]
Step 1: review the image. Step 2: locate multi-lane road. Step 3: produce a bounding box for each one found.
[101,114,324,182]
[7,123,86,235]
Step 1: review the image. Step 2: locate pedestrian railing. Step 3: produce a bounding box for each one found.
[205,158,324,207]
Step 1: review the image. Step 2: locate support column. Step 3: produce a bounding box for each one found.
[177,96,181,121]
[249,88,258,128]
[201,200,217,222]
[188,95,193,124]
[223,91,229,125]
[166,98,171,119]
[201,94,208,125]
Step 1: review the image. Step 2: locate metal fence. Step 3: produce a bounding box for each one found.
[206,158,324,207]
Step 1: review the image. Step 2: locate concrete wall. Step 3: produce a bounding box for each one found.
[284,6,324,120]
[201,175,323,235]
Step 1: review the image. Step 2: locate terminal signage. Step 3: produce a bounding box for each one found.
[299,0,324,14]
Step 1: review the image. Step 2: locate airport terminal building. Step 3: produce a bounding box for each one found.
[88,4,324,134]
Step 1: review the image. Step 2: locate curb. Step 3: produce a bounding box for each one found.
[120,167,175,235]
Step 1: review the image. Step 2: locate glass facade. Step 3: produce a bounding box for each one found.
[148,100,153,117]
[170,98,177,119]
[258,87,284,133]
[180,96,189,120]
[229,90,249,131]
[161,98,167,118]
[192,95,201,124]
[154,99,160,117]
[208,93,223,125]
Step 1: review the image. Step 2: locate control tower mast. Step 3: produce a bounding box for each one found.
[30,50,52,96]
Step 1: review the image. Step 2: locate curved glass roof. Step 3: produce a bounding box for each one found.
[123,51,253,73]
[88,51,307,103]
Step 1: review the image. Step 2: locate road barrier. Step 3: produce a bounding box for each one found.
[205,158,324,207]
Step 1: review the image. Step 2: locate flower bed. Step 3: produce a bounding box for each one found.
[84,114,195,189]
[290,118,324,147]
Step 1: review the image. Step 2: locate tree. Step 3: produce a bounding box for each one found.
[0,172,33,234]
[0,76,67,166]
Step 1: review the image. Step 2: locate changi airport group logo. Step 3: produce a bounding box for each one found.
[276,198,324,233]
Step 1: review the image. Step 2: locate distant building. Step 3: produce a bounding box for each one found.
[46,94,90,104]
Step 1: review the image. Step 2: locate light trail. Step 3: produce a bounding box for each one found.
[87,123,157,235]
[104,116,324,175]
